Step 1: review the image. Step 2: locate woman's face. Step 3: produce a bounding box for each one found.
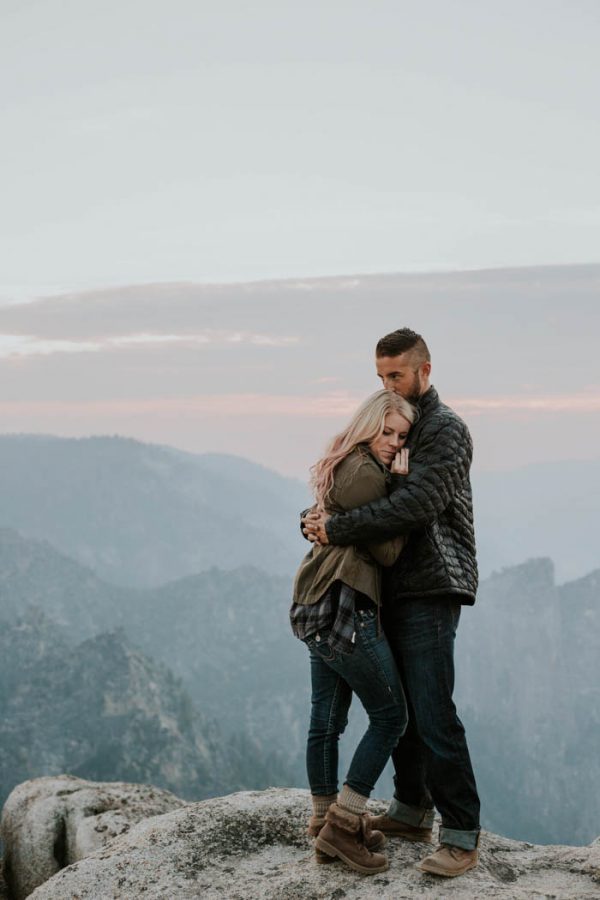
[369,411,411,467]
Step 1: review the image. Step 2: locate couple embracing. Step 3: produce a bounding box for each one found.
[290,328,480,879]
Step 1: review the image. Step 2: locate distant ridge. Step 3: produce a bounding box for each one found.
[0,433,597,583]
[0,434,309,587]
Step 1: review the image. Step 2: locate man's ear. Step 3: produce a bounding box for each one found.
[422,361,432,378]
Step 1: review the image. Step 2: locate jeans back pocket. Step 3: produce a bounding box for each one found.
[306,632,338,663]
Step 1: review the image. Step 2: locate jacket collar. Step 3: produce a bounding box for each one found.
[416,385,440,417]
[361,443,390,472]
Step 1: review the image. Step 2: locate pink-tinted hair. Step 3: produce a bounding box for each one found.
[310,389,415,511]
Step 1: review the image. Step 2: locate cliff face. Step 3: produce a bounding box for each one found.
[0,613,283,811]
[2,779,599,900]
[456,558,600,844]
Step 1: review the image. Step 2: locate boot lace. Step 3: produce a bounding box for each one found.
[440,843,468,859]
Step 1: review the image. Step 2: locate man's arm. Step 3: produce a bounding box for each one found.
[331,455,406,566]
[326,419,472,546]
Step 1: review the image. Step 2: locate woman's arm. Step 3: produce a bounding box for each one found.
[333,454,405,567]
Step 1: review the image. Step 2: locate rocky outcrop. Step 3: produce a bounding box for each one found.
[0,776,186,900]
[1,782,596,900]
[0,612,289,813]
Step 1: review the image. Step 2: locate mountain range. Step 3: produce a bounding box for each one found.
[1,525,598,845]
[0,600,290,812]
[0,433,598,585]
[0,434,309,587]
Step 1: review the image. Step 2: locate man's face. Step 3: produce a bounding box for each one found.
[376,353,430,402]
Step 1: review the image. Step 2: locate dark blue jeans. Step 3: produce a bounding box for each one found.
[382,598,481,850]
[305,606,408,798]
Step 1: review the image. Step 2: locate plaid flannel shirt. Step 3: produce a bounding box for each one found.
[290,581,360,655]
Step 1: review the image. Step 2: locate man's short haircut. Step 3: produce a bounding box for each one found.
[376,328,431,364]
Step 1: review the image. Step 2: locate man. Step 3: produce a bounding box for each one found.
[302,327,481,878]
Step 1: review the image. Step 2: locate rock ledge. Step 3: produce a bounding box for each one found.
[2,780,599,899]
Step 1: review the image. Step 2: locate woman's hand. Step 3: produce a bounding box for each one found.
[391,447,409,475]
[301,509,331,544]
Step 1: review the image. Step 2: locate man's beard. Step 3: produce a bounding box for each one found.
[403,370,422,403]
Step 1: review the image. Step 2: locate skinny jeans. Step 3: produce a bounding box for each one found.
[305,605,408,798]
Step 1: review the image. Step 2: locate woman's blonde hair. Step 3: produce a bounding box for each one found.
[310,389,416,511]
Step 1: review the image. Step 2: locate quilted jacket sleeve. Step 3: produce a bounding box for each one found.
[326,418,473,546]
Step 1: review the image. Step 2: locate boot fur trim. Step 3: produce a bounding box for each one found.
[324,802,361,834]
[307,815,325,837]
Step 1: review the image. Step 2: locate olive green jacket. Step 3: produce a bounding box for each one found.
[292,447,405,606]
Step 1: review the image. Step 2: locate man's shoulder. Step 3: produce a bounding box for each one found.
[420,392,470,438]
[434,401,469,433]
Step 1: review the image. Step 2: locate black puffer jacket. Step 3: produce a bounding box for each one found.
[326,387,478,604]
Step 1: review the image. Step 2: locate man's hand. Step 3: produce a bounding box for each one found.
[391,447,410,475]
[301,509,331,545]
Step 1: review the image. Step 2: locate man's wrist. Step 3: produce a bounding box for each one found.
[324,516,334,543]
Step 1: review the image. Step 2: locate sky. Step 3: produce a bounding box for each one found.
[1,0,600,298]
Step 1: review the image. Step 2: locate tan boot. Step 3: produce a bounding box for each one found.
[417,844,478,877]
[308,814,386,864]
[368,813,433,843]
[315,803,389,874]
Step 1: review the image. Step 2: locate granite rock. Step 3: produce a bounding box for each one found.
[1,775,186,899]
[17,785,600,900]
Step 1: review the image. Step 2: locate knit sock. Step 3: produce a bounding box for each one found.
[312,794,337,818]
[338,784,368,815]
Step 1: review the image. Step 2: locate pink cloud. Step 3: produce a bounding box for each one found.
[0,331,299,358]
[0,392,360,419]
[1,390,599,421]
[450,392,600,415]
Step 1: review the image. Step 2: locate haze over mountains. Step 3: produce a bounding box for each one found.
[0,435,309,586]
[0,434,597,583]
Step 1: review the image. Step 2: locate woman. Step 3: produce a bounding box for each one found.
[290,389,415,875]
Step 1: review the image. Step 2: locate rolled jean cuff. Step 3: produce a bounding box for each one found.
[388,797,435,829]
[439,825,480,851]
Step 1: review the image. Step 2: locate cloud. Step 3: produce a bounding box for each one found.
[2,390,598,421]
[0,331,299,359]
[0,335,103,357]
[286,278,361,292]
[450,392,600,414]
[0,392,359,419]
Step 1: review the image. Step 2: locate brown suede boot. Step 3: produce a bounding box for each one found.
[417,844,479,877]
[368,813,433,843]
[315,803,389,874]
[308,814,386,864]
